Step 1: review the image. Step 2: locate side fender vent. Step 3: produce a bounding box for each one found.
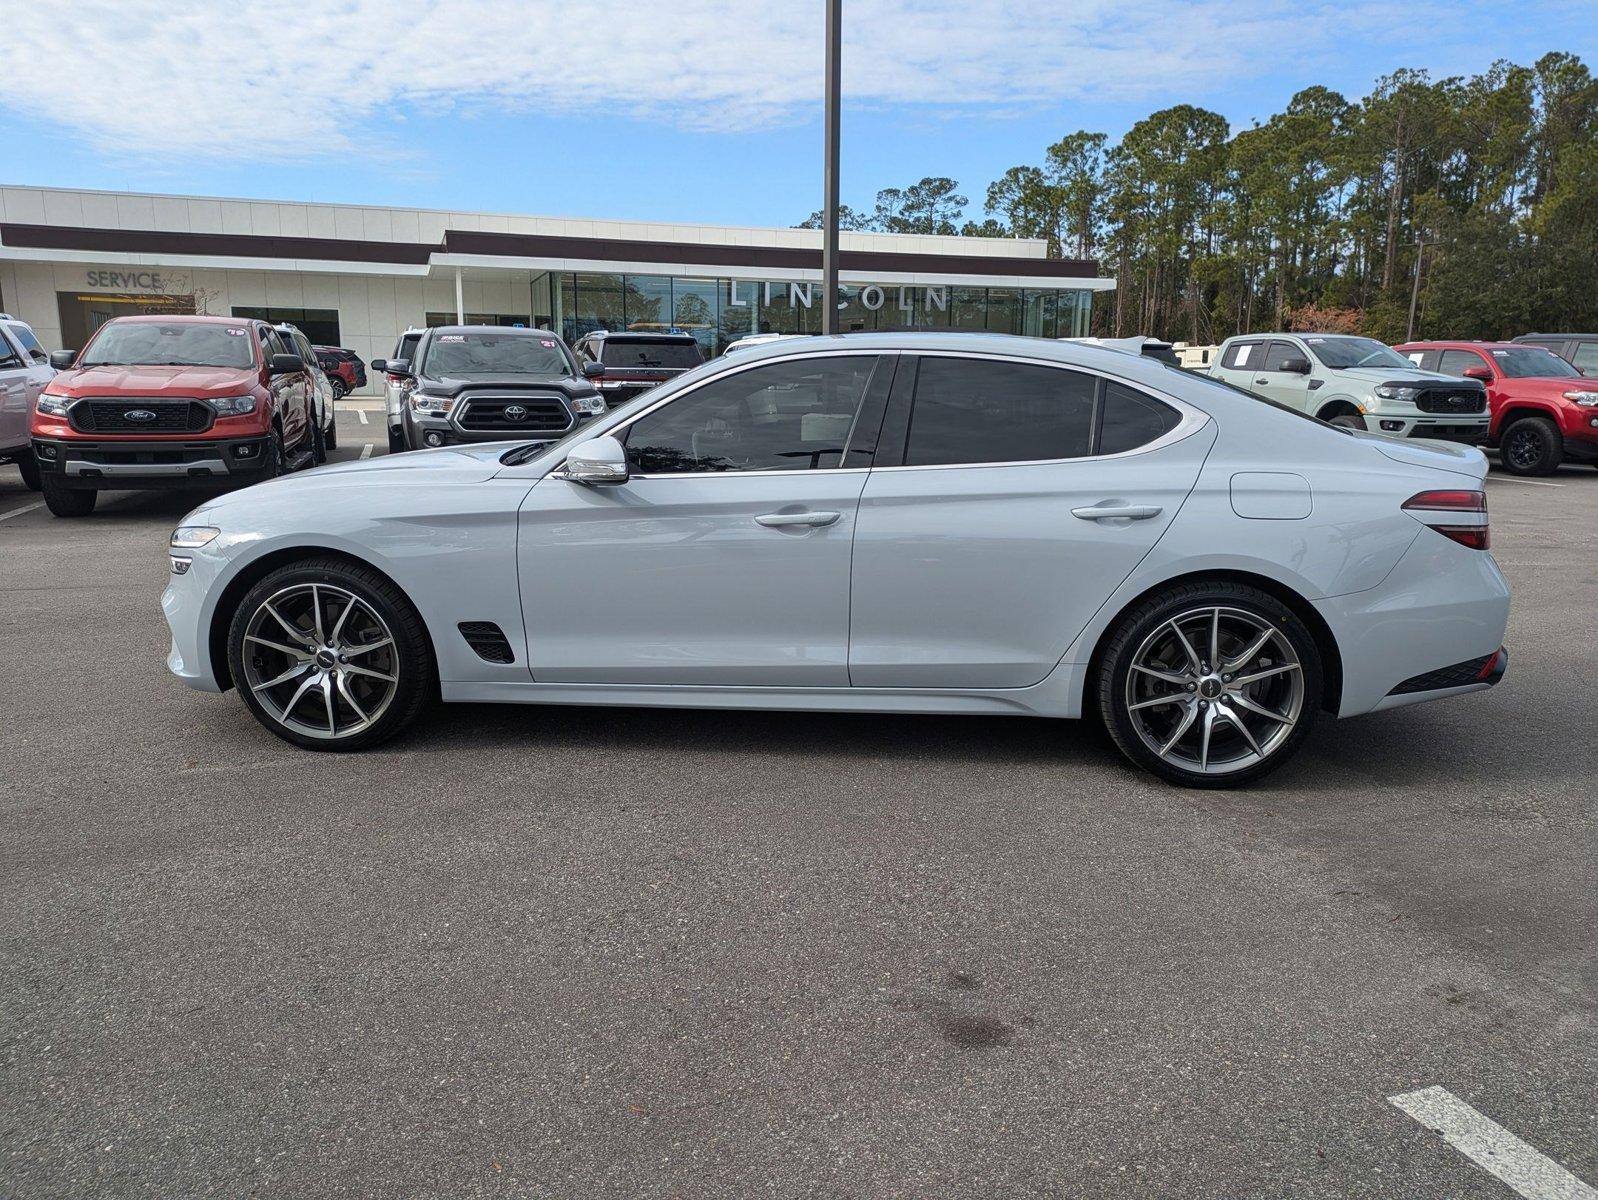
[458,621,514,664]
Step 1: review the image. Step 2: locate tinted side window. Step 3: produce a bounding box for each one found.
[1572,343,1598,375]
[6,324,48,363]
[1098,382,1181,455]
[904,358,1094,466]
[624,355,879,474]
[1261,341,1300,371]
[1438,349,1486,376]
[1221,341,1262,369]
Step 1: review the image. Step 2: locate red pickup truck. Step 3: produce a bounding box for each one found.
[32,314,320,516]
[1397,340,1598,475]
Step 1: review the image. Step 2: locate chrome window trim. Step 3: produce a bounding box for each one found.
[556,346,1209,480]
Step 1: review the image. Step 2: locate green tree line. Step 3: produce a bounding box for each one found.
[798,53,1598,343]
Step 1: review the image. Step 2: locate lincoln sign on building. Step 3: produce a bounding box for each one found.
[0,185,1114,391]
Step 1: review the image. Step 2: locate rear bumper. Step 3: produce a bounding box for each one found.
[32,435,275,489]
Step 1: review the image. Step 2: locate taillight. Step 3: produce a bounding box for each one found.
[1402,489,1490,550]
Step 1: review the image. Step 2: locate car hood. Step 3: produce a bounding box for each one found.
[56,363,258,397]
[1494,375,1590,396]
[1351,430,1488,481]
[298,442,516,483]
[1331,366,1477,388]
[419,373,589,398]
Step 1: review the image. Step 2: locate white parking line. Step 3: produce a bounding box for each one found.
[1389,1086,1597,1200]
[360,444,373,459]
[1486,476,1563,487]
[357,409,369,424]
[0,501,45,523]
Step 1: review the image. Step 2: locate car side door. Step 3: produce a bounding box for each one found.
[848,353,1215,688]
[1249,340,1312,412]
[0,327,31,452]
[260,327,308,448]
[517,351,892,685]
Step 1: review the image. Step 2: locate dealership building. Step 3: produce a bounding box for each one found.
[0,184,1113,393]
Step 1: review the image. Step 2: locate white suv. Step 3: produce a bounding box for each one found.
[0,314,56,490]
[1210,333,1489,443]
[374,327,425,454]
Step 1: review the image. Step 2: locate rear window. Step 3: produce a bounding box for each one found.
[420,332,573,379]
[79,321,256,369]
[600,339,703,369]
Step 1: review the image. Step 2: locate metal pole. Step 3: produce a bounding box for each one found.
[821,0,841,335]
[1406,240,1429,342]
[455,267,465,325]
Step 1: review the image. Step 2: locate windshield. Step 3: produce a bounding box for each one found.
[1488,347,1580,378]
[1303,336,1413,370]
[421,333,572,379]
[79,322,256,369]
[600,340,702,369]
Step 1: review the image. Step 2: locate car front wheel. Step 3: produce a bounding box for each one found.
[1498,416,1562,475]
[227,558,434,750]
[1097,583,1322,787]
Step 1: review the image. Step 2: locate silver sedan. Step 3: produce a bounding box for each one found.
[162,332,1509,787]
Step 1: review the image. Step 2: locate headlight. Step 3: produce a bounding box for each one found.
[1563,390,1598,406]
[210,394,257,416]
[572,395,606,416]
[1373,385,1419,402]
[170,525,220,549]
[409,392,453,413]
[36,392,73,417]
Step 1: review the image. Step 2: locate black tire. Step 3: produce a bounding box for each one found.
[41,475,96,517]
[324,409,338,450]
[16,451,42,491]
[330,378,348,401]
[388,426,406,454]
[226,556,435,751]
[262,426,285,478]
[1498,416,1562,476]
[311,413,327,464]
[1328,413,1365,430]
[1096,581,1323,788]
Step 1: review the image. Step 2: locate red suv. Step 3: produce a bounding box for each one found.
[314,345,367,399]
[1397,340,1598,475]
[32,315,320,516]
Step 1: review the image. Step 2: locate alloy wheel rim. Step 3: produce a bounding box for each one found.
[1505,429,1540,469]
[1124,606,1304,776]
[241,583,399,740]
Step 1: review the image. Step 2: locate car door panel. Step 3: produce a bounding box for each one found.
[1253,340,1310,411]
[849,426,1214,688]
[518,470,867,685]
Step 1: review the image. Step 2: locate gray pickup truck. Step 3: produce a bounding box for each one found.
[0,314,55,489]
[1210,332,1489,443]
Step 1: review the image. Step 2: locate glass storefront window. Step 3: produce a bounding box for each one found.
[551,272,1093,352]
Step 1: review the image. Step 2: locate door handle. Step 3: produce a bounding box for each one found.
[1255,377,1270,385]
[755,510,841,528]
[1071,503,1163,522]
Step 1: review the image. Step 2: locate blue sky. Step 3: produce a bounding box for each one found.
[2,1,1593,230]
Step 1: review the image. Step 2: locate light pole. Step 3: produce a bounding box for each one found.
[821,0,842,335]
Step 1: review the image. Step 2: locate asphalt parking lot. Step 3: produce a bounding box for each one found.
[2,403,1595,1198]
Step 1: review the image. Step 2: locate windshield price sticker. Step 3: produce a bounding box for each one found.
[541,339,557,347]
[438,335,465,342]
[225,328,246,335]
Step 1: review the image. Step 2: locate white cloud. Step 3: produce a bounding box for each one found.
[0,0,1454,161]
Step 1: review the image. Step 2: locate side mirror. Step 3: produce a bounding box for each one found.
[1462,365,1493,381]
[384,358,412,377]
[1280,356,1311,375]
[561,435,629,486]
[581,360,606,378]
[49,349,77,370]
[270,353,304,375]
[370,358,387,373]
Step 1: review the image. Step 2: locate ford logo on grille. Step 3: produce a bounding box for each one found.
[503,405,528,421]
[124,409,158,422]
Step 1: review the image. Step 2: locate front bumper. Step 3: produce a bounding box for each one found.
[32,435,275,489]
[407,409,593,448]
[1364,415,1489,443]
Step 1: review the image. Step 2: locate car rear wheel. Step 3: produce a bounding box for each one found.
[1097,582,1322,788]
[227,558,435,751]
[1498,416,1562,475]
[40,475,95,517]
[330,378,348,401]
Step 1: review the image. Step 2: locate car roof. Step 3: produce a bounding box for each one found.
[1398,340,1530,350]
[583,330,697,342]
[109,313,252,327]
[425,324,551,336]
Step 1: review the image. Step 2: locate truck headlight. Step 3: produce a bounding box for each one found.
[1373,384,1419,402]
[36,392,73,417]
[1563,389,1598,406]
[410,392,453,414]
[170,525,220,548]
[210,395,257,416]
[572,395,606,416]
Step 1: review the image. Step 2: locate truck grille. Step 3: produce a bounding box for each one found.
[1416,388,1486,415]
[72,398,214,434]
[454,392,572,434]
